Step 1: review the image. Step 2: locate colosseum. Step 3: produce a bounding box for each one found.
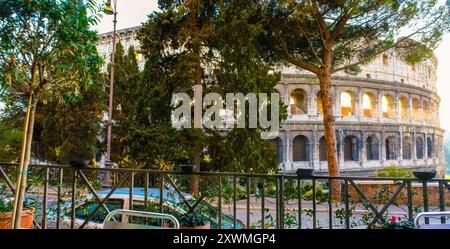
[97,26,446,177]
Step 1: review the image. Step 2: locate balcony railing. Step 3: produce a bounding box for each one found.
[0,162,449,229]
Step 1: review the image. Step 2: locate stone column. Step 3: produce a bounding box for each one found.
[395,91,400,121]
[306,95,312,116]
[419,96,424,124]
[335,88,341,117]
[285,131,291,171]
[412,129,417,165]
[284,83,291,116]
[380,131,385,167]
[338,129,344,169]
[312,128,318,169]
[310,88,317,116]
[357,87,363,120]
[424,132,429,166]
[408,94,413,123]
[360,131,366,167]
[377,90,382,122]
[399,129,403,164]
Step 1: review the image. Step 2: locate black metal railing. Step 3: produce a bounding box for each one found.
[0,162,449,229]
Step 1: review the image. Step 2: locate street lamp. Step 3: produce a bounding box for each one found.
[104,0,118,187]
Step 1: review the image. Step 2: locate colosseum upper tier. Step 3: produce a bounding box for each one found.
[98,26,446,177]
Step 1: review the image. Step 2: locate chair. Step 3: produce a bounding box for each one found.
[414,211,450,229]
[103,209,180,229]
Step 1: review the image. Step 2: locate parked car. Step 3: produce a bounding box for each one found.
[49,188,243,229]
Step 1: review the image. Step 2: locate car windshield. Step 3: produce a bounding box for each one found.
[75,199,124,223]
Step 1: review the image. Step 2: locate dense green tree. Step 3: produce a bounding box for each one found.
[133,0,285,178]
[107,43,141,162]
[137,0,221,193]
[257,0,449,189]
[0,121,22,162]
[32,75,106,164]
[0,0,102,227]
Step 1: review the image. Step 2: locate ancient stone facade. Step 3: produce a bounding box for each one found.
[97,27,445,177]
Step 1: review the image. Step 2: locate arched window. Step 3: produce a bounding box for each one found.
[416,136,424,159]
[290,89,307,115]
[319,136,327,161]
[412,98,420,120]
[382,95,394,118]
[399,97,409,119]
[427,137,433,158]
[430,102,436,122]
[317,91,323,114]
[293,135,310,161]
[269,138,283,162]
[341,91,355,117]
[402,136,412,160]
[423,100,429,120]
[382,54,389,65]
[366,136,379,161]
[344,136,359,161]
[386,136,397,160]
[363,93,375,117]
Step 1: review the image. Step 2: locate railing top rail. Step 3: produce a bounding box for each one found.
[0,162,448,182]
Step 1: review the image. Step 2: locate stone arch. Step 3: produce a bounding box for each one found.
[340,91,356,117]
[363,93,376,117]
[399,96,409,119]
[293,135,310,162]
[402,136,412,160]
[319,136,327,161]
[382,94,395,118]
[269,137,283,162]
[290,88,307,115]
[416,136,424,159]
[385,136,397,160]
[344,135,359,161]
[366,135,379,161]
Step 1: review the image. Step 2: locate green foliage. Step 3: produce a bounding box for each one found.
[129,0,285,172]
[109,43,142,163]
[168,211,210,227]
[0,0,103,165]
[0,121,22,162]
[376,166,413,178]
[32,74,106,164]
[0,184,38,213]
[383,216,414,229]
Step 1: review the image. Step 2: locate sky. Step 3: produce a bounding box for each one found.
[94,0,449,133]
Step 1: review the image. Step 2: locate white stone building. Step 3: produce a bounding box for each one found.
[97,26,445,177]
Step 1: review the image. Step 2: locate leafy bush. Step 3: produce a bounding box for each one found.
[376,166,413,178]
[168,211,210,227]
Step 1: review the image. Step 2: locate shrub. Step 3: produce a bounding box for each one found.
[376,166,413,178]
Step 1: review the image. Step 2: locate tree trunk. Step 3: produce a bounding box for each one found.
[189,1,201,195]
[317,71,341,199]
[12,93,36,228]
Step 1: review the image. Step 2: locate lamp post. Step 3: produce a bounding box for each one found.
[104,0,117,187]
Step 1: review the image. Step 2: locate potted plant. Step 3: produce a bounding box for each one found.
[179,164,194,173]
[296,168,314,178]
[0,186,35,229]
[382,216,414,229]
[413,169,436,181]
[169,211,210,229]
